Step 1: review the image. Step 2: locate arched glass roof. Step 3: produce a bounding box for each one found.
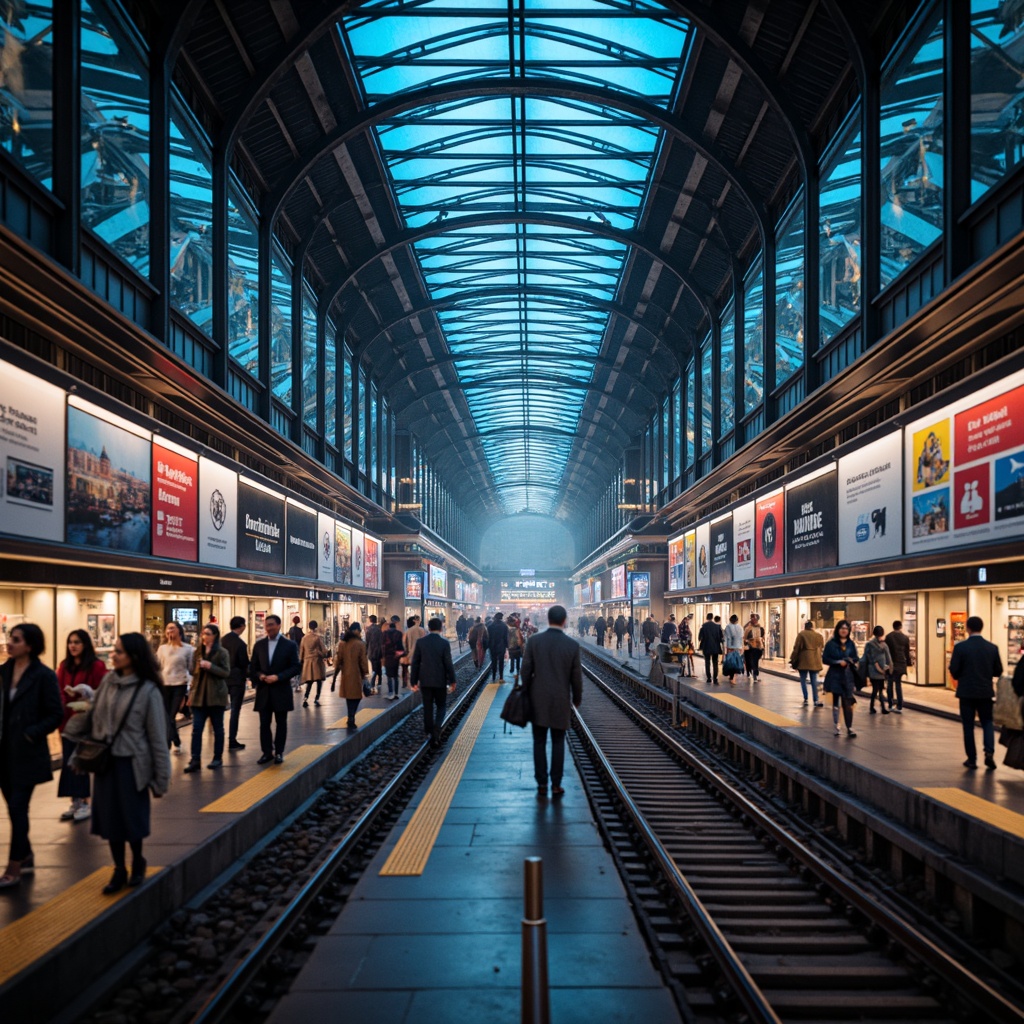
[341,0,692,515]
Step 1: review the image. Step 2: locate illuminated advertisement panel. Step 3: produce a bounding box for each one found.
[785,467,838,574]
[710,514,732,585]
[405,570,424,600]
[668,533,685,590]
[429,563,447,597]
[285,499,317,579]
[573,583,582,605]
[199,456,237,567]
[611,565,626,599]
[364,535,380,589]
[237,478,285,574]
[152,440,198,561]
[684,530,696,587]
[732,501,755,581]
[754,490,784,577]
[628,572,650,600]
[335,523,351,585]
[695,522,711,588]
[838,433,903,565]
[501,579,557,602]
[317,512,335,582]
[351,529,365,587]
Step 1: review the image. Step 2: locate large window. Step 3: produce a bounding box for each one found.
[0,2,53,187]
[370,381,379,487]
[743,264,764,413]
[672,379,682,479]
[168,102,213,332]
[342,344,352,462]
[879,13,944,289]
[661,396,670,491]
[325,318,338,448]
[358,366,368,474]
[720,305,735,435]
[819,119,862,344]
[81,0,150,274]
[700,339,712,454]
[301,289,317,428]
[226,185,259,377]
[685,361,695,467]
[970,1,1024,201]
[775,195,804,388]
[270,251,292,404]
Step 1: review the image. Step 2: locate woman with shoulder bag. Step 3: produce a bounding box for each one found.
[85,632,170,894]
[822,619,860,739]
[336,623,370,730]
[184,624,231,773]
[0,624,63,889]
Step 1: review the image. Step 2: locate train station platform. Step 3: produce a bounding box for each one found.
[267,681,677,1024]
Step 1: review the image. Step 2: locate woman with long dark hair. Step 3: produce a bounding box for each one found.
[0,623,63,888]
[822,619,860,739]
[86,632,170,893]
[184,623,230,772]
[57,629,107,821]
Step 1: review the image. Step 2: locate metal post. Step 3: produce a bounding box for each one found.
[671,675,680,729]
[521,857,550,1024]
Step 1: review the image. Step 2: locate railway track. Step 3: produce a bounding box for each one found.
[571,664,1024,1023]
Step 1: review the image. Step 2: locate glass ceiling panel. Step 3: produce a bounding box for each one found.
[342,1,690,514]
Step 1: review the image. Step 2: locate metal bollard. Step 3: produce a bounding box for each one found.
[521,856,550,1024]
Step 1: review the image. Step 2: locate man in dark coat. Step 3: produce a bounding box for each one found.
[641,616,658,654]
[593,615,607,647]
[287,616,304,645]
[249,614,301,764]
[410,617,456,748]
[487,611,510,682]
[948,616,1003,770]
[884,620,912,714]
[613,614,627,649]
[363,614,384,694]
[660,615,677,644]
[697,613,724,684]
[221,615,250,750]
[519,605,583,797]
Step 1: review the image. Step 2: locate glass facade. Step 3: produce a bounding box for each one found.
[358,366,368,475]
[672,379,682,479]
[720,305,735,435]
[325,318,337,449]
[661,396,670,492]
[879,13,944,289]
[301,290,317,428]
[269,250,292,404]
[700,340,712,454]
[743,265,764,413]
[342,344,352,463]
[775,196,804,388]
[370,382,379,488]
[81,0,150,274]
[0,2,53,187]
[226,185,259,377]
[685,361,695,467]
[819,120,862,344]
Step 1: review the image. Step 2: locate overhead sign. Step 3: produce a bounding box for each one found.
[839,432,902,565]
[152,440,199,561]
[198,456,237,567]
[710,515,733,585]
[237,478,285,574]
[785,467,838,573]
[755,490,784,577]
[500,578,557,602]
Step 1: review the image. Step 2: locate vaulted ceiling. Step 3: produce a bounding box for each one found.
[170,0,906,529]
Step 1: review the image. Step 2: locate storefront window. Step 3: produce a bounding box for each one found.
[700,340,712,454]
[81,0,150,275]
[168,103,213,333]
[743,264,764,413]
[879,14,944,289]
[301,289,317,428]
[819,119,862,344]
[720,305,735,434]
[227,185,259,377]
[0,2,54,188]
[270,250,292,404]
[325,317,338,448]
[775,197,804,388]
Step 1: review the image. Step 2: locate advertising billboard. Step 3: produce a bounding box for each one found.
[335,522,352,584]
[838,433,903,565]
[198,456,237,567]
[0,360,65,542]
[573,583,582,606]
[733,500,755,581]
[582,582,592,604]
[684,530,696,588]
[317,512,335,582]
[668,533,686,591]
[237,478,285,574]
[500,579,557,602]
[364,535,380,589]
[695,522,711,588]
[593,579,602,604]
[611,565,626,600]
[755,490,784,577]
[710,514,733,585]
[151,440,199,561]
[785,467,838,574]
[405,570,424,600]
[429,563,447,597]
[351,528,365,587]
[285,499,317,579]
[628,572,650,600]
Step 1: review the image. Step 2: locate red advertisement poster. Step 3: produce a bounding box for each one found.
[954,382,1024,464]
[755,490,784,577]
[364,536,379,589]
[152,443,198,561]
[953,463,990,530]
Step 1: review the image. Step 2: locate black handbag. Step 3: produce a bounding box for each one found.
[362,678,373,697]
[74,682,145,774]
[500,683,531,728]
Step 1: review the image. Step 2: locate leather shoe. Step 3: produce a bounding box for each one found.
[229,741,246,750]
[274,754,284,764]
[128,858,147,887]
[963,759,977,769]
[102,868,128,895]
[183,761,202,773]
[257,754,273,764]
[985,756,997,771]
[551,786,565,796]
[207,759,223,769]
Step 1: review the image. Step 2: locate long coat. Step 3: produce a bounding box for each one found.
[410,632,455,689]
[336,637,370,700]
[299,631,330,683]
[0,659,63,788]
[790,629,824,671]
[190,645,231,706]
[249,636,301,713]
[822,638,859,697]
[697,621,724,655]
[520,627,583,731]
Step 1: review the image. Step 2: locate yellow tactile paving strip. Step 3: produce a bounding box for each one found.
[918,788,1024,839]
[200,744,332,813]
[0,866,161,986]
[707,692,802,727]
[379,683,501,877]
[327,708,384,729]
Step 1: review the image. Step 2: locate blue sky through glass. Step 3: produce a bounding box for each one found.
[342,1,690,514]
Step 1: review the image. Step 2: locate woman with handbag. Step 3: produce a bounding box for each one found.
[336,623,370,730]
[723,614,744,685]
[0,623,63,889]
[822,620,860,739]
[86,632,170,894]
[156,622,192,753]
[183,624,230,773]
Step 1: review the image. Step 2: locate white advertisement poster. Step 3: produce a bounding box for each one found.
[317,512,335,583]
[732,501,755,581]
[905,367,1024,552]
[0,360,66,541]
[695,521,711,588]
[839,433,903,565]
[198,456,237,567]
[351,528,365,587]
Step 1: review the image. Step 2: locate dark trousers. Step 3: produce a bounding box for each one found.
[886,672,905,710]
[744,649,763,678]
[346,698,360,725]
[58,735,90,799]
[490,649,505,680]
[1,780,34,862]
[421,686,447,744]
[959,697,995,762]
[369,657,382,688]
[703,653,719,681]
[304,678,324,702]
[259,708,289,756]
[508,651,522,676]
[190,706,225,762]
[162,684,187,747]
[227,683,246,743]
[531,724,566,787]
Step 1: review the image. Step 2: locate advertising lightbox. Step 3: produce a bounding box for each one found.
[152,440,199,561]
[335,523,352,584]
[351,529,365,587]
[285,499,317,580]
[198,456,237,567]
[429,563,447,597]
[710,514,733,585]
[733,501,755,581]
[838,433,903,565]
[237,478,285,574]
[611,565,626,600]
[364,535,380,589]
[695,521,711,588]
[755,490,784,577]
[668,533,686,591]
[317,512,335,582]
[785,467,838,574]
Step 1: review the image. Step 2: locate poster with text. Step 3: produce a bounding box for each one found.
[710,515,733,586]
[838,433,903,565]
[0,361,65,541]
[152,442,198,561]
[335,523,352,585]
[668,533,686,591]
[198,457,237,567]
[351,529,365,588]
[67,405,151,554]
[611,564,626,600]
[785,469,838,573]
[684,530,696,588]
[755,490,784,577]
[732,501,755,581]
[317,512,335,582]
[905,368,1024,551]
[364,535,380,589]
[695,521,711,588]
[405,570,423,600]
[429,563,447,597]
[237,480,285,574]
[286,502,317,579]
[628,572,650,600]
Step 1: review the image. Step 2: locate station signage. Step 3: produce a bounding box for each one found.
[500,578,556,602]
[237,478,285,574]
[151,440,199,561]
[785,467,838,574]
[285,499,317,580]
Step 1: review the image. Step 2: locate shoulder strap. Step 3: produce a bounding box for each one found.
[111,682,147,742]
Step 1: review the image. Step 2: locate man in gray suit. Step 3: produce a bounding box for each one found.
[519,605,583,796]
